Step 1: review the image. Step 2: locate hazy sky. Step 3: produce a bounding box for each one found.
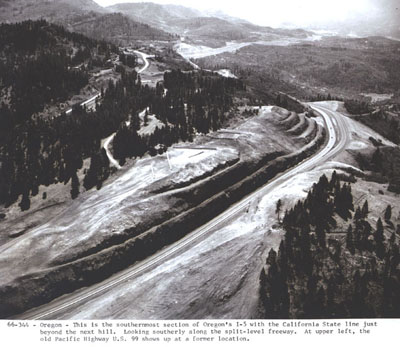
[93,0,394,27]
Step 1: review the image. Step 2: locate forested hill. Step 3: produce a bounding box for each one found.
[0,0,174,44]
[0,0,107,23]
[0,20,247,212]
[0,20,117,209]
[259,173,400,318]
[69,13,174,44]
[0,20,117,131]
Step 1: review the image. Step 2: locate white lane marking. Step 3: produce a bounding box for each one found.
[21,104,336,319]
[20,105,345,320]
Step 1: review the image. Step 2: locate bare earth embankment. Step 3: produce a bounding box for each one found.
[18,101,399,320]
[77,102,398,320]
[0,105,326,318]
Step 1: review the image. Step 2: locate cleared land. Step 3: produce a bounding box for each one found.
[1,105,325,317]
[17,101,400,320]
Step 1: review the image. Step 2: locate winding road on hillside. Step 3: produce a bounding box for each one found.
[65,93,101,115]
[15,104,350,319]
[0,52,154,257]
[64,50,152,118]
[102,51,152,169]
[134,50,153,74]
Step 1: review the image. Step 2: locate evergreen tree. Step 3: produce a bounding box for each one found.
[354,206,362,220]
[70,170,80,199]
[259,268,267,306]
[346,224,355,255]
[375,218,385,259]
[19,190,31,211]
[351,270,369,317]
[329,170,338,190]
[260,173,400,319]
[372,148,383,170]
[266,248,277,266]
[275,199,282,223]
[315,224,326,248]
[361,200,369,219]
[384,205,392,222]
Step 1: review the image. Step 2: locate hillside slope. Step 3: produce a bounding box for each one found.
[68,12,174,43]
[0,0,173,43]
[108,2,311,46]
[0,0,108,22]
[108,2,203,30]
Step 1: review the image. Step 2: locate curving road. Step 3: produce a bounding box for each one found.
[103,133,122,169]
[65,93,101,115]
[15,103,350,320]
[65,50,151,117]
[133,50,154,74]
[102,51,152,168]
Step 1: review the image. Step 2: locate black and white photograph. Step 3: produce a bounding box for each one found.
[0,0,399,336]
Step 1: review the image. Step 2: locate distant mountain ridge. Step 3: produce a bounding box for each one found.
[107,2,204,32]
[69,12,174,43]
[108,2,312,46]
[0,1,314,46]
[284,0,400,39]
[0,0,108,22]
[0,0,173,43]
[108,1,399,40]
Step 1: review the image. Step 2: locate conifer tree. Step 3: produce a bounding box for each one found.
[19,190,31,211]
[259,268,267,306]
[354,206,362,220]
[330,170,338,190]
[346,224,355,255]
[361,200,369,219]
[70,170,80,199]
[384,205,392,222]
[275,199,282,223]
[316,224,326,248]
[375,218,385,259]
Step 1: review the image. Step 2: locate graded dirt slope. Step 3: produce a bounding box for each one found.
[36,101,400,320]
[0,106,323,317]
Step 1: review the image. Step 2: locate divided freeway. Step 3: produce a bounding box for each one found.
[15,104,350,319]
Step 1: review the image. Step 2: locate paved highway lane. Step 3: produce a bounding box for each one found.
[15,104,350,319]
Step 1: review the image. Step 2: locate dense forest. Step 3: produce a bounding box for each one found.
[356,145,400,194]
[344,100,400,192]
[344,99,373,115]
[0,20,118,130]
[0,20,246,211]
[354,108,400,145]
[259,172,400,318]
[69,13,175,45]
[0,20,120,208]
[112,69,246,165]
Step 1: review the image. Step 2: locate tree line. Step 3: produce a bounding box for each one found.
[112,69,246,165]
[0,21,246,211]
[0,20,120,209]
[259,172,400,318]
